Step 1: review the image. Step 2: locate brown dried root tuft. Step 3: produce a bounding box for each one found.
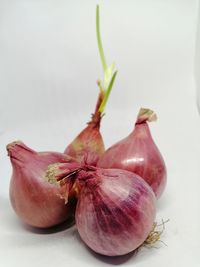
[143,219,169,248]
[45,163,60,185]
[134,219,169,255]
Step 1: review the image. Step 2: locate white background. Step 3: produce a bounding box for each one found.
[0,0,200,266]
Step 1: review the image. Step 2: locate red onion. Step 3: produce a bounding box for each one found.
[64,91,105,166]
[64,5,118,166]
[97,108,167,198]
[48,164,156,256]
[7,141,80,228]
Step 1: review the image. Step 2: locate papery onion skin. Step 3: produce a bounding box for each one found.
[7,141,79,228]
[75,168,156,256]
[64,123,105,166]
[97,108,167,198]
[64,91,105,166]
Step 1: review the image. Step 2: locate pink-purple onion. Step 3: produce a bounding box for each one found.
[7,141,80,228]
[48,164,156,256]
[97,108,167,198]
[64,91,105,166]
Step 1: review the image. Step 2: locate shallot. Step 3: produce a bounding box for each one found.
[64,90,105,166]
[97,108,167,198]
[7,141,80,228]
[64,5,117,166]
[46,164,156,256]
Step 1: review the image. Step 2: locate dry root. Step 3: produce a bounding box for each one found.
[134,219,169,255]
[45,163,59,185]
[143,219,169,248]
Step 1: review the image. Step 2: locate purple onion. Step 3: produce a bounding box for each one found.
[97,108,167,198]
[7,141,79,228]
[75,167,156,256]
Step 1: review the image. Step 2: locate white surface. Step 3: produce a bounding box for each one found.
[0,0,200,266]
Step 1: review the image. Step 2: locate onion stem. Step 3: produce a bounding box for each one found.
[99,71,117,113]
[96,5,118,114]
[96,5,107,74]
[136,108,157,124]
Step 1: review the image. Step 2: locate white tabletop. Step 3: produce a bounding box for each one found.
[0,1,200,266]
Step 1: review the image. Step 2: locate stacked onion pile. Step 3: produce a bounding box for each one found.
[6,6,167,257]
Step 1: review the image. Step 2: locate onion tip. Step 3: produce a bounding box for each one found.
[136,108,157,124]
[6,140,23,155]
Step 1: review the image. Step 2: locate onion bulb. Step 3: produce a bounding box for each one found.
[46,164,156,256]
[7,141,79,228]
[64,90,105,166]
[64,5,117,166]
[97,108,167,198]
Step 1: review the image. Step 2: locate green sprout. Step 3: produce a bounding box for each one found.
[96,5,117,113]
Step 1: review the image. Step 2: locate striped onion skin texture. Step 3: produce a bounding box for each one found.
[97,123,167,199]
[64,124,105,166]
[75,168,156,256]
[64,91,105,166]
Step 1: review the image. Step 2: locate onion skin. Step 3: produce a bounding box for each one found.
[64,91,105,166]
[75,168,156,256]
[7,141,79,228]
[97,108,167,198]
[64,124,105,166]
